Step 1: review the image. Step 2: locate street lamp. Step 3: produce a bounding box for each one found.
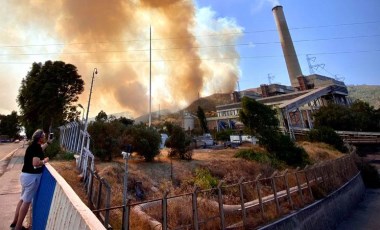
[78,104,85,122]
[84,68,98,131]
[78,68,98,167]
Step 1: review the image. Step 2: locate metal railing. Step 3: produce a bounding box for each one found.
[59,121,359,229]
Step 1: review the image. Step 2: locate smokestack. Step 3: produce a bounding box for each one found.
[272,5,302,90]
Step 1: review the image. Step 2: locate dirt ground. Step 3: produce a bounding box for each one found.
[50,142,344,205]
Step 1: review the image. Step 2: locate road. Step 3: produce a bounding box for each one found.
[0,143,23,176]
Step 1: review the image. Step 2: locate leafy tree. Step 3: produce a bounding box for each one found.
[308,127,347,153]
[0,111,21,138]
[165,124,193,160]
[122,124,161,162]
[313,100,380,132]
[239,97,309,166]
[88,116,125,161]
[196,106,209,134]
[239,97,279,137]
[17,61,84,137]
[95,110,108,122]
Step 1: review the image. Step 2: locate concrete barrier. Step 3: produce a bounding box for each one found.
[32,164,105,230]
[259,172,365,230]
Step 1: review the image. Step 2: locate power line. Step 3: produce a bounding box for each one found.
[1,49,379,65]
[0,34,379,57]
[0,20,379,49]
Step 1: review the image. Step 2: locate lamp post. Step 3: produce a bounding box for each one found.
[78,103,85,122]
[84,68,98,131]
[78,68,98,167]
[121,144,132,230]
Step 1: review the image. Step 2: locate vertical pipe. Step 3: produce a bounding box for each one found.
[162,192,169,230]
[149,26,152,127]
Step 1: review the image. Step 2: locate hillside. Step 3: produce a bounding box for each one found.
[347,85,380,109]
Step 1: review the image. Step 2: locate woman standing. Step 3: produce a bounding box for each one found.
[10,129,49,230]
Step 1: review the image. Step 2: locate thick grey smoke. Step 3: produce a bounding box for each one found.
[0,0,243,118]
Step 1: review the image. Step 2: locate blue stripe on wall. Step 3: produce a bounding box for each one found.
[33,167,57,230]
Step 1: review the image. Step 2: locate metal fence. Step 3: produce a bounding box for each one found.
[59,122,359,230]
[58,121,112,228]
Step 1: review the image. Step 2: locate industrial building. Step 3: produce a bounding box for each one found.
[206,5,350,138]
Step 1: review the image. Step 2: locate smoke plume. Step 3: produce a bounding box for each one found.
[0,0,243,118]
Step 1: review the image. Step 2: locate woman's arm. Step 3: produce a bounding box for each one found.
[32,157,49,168]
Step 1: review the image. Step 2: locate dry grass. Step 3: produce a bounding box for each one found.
[51,141,346,229]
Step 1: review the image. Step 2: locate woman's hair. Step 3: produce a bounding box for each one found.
[32,129,44,143]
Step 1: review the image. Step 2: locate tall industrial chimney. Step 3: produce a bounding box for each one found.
[272,5,303,90]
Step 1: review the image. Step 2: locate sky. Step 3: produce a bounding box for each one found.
[0,0,379,118]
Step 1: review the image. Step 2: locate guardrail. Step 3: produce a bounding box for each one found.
[58,122,360,229]
[33,164,105,229]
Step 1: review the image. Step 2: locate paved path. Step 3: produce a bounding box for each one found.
[0,146,28,229]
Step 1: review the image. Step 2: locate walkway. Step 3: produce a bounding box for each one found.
[0,146,29,229]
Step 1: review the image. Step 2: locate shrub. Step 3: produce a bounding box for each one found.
[215,129,234,141]
[234,149,271,164]
[194,168,218,189]
[165,125,193,160]
[45,140,64,159]
[308,127,347,153]
[122,124,161,162]
[260,132,310,167]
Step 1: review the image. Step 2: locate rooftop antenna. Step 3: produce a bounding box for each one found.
[267,74,275,84]
[237,80,241,92]
[306,54,325,75]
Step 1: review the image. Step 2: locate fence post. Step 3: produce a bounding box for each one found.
[270,171,281,215]
[238,177,247,227]
[88,170,95,209]
[304,165,314,200]
[162,191,169,230]
[282,169,293,210]
[96,174,103,210]
[294,167,304,206]
[217,181,225,230]
[103,178,111,228]
[255,174,264,220]
[192,186,199,230]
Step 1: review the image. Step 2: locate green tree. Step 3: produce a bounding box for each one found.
[88,114,125,161]
[17,61,84,137]
[95,110,108,122]
[239,97,279,137]
[165,124,193,160]
[0,111,21,138]
[239,97,309,167]
[196,106,209,134]
[122,124,161,162]
[313,100,380,132]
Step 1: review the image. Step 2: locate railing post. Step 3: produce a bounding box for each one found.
[294,167,304,205]
[270,171,281,215]
[192,186,199,230]
[88,170,95,209]
[103,178,111,228]
[162,191,169,230]
[255,174,264,220]
[217,181,225,229]
[304,165,314,200]
[96,174,103,210]
[282,169,293,210]
[238,177,247,226]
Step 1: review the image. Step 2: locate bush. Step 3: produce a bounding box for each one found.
[308,127,347,153]
[165,125,193,160]
[122,124,161,162]
[45,140,64,159]
[260,132,310,167]
[234,149,271,164]
[215,129,234,141]
[194,168,218,189]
